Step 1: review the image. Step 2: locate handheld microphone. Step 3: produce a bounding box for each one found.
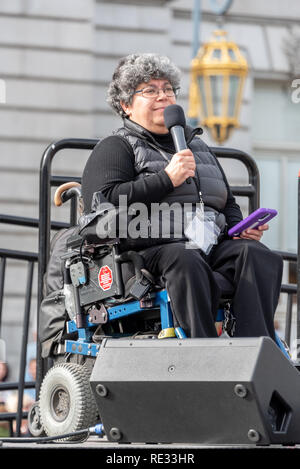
[163,104,192,184]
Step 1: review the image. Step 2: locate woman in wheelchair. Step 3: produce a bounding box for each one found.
[81,53,283,342]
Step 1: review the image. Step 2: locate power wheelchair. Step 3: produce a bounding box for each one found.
[30,140,290,440]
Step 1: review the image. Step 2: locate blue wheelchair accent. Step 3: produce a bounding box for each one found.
[156,290,173,330]
[65,289,174,356]
[65,288,292,361]
[106,289,173,328]
[216,309,225,322]
[92,423,105,437]
[175,327,187,339]
[78,275,87,285]
[275,332,291,360]
[65,339,99,357]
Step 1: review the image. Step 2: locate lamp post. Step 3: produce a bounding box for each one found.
[188,0,248,145]
[191,0,233,58]
[188,29,248,144]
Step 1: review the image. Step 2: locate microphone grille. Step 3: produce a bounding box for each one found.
[163,104,186,130]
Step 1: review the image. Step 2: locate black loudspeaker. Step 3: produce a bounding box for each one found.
[90,337,300,445]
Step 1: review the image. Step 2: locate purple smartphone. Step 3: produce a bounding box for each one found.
[228,208,277,237]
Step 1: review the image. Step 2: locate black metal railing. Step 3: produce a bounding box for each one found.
[274,250,297,347]
[37,138,96,391]
[212,146,260,214]
[0,247,37,436]
[0,209,76,437]
[0,381,35,436]
[36,139,298,388]
[0,208,77,436]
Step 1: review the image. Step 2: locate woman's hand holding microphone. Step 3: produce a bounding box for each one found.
[164,149,196,187]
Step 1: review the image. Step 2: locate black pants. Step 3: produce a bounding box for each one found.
[140,239,283,340]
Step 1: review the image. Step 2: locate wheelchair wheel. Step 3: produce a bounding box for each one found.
[39,362,98,441]
[28,401,46,437]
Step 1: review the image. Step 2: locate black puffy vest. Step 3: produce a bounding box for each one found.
[114,120,228,235]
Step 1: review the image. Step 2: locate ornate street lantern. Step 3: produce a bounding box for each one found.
[188,30,248,144]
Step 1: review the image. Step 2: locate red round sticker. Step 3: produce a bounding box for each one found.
[98,265,113,291]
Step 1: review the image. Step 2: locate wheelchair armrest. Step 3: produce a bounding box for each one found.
[116,251,154,300]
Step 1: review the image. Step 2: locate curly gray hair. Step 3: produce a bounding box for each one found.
[107,53,181,117]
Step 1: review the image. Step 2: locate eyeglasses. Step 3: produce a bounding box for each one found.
[133,85,180,99]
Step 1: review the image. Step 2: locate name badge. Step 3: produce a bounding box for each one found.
[185,208,220,254]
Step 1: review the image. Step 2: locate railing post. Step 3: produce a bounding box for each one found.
[0,257,6,335]
[212,147,260,212]
[284,293,293,347]
[15,260,34,437]
[297,172,300,359]
[37,138,98,394]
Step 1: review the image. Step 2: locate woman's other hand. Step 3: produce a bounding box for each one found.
[164,149,196,187]
[233,223,269,241]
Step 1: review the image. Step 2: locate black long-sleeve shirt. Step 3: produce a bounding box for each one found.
[81,131,243,230]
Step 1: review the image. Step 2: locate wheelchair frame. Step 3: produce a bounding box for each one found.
[36,138,279,394]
